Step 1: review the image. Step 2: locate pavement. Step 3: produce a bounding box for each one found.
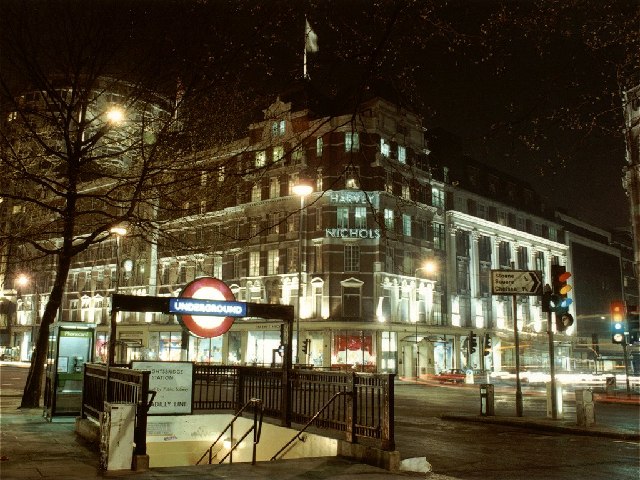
[1,364,638,479]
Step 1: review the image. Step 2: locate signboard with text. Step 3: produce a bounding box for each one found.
[132,361,193,415]
[491,270,543,296]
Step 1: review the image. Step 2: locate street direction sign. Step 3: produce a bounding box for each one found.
[491,270,543,296]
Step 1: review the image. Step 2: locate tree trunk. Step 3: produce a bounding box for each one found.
[20,256,71,409]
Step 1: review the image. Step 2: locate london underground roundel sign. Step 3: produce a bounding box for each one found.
[177,277,237,338]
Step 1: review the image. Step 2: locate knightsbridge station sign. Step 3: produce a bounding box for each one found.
[325,228,381,239]
[174,277,241,338]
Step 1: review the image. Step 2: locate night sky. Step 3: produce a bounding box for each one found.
[1,0,636,229]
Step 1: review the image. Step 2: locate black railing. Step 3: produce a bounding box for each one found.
[82,364,152,457]
[83,363,394,452]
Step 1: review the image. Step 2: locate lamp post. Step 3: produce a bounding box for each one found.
[108,226,127,366]
[414,260,437,379]
[16,274,39,357]
[292,183,313,364]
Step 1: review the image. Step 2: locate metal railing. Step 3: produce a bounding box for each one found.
[82,363,394,453]
[196,398,264,466]
[271,391,349,461]
[192,365,395,450]
[81,363,152,457]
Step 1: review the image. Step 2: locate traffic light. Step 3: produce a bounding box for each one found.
[469,332,477,354]
[483,334,491,356]
[301,339,310,355]
[610,300,626,344]
[551,265,574,332]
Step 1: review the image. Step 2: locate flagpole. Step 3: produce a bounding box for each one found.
[304,16,308,79]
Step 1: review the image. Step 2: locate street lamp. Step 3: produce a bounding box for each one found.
[414,260,438,379]
[16,274,39,355]
[292,182,313,364]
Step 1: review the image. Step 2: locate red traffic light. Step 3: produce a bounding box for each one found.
[610,300,625,322]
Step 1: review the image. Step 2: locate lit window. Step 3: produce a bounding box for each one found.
[255,151,266,168]
[267,249,279,275]
[273,146,284,163]
[380,138,390,157]
[249,251,260,277]
[270,178,279,198]
[433,222,445,250]
[401,184,410,200]
[354,207,366,228]
[272,120,285,136]
[402,214,411,236]
[345,165,359,189]
[345,132,359,152]
[431,187,444,209]
[218,166,225,182]
[398,145,406,164]
[548,227,558,242]
[337,207,349,228]
[251,184,261,202]
[316,137,323,157]
[384,209,394,229]
[292,145,303,163]
[200,171,207,186]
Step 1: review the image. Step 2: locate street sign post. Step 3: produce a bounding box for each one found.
[491,270,543,296]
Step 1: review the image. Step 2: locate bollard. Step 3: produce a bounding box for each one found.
[479,384,495,416]
[575,389,595,427]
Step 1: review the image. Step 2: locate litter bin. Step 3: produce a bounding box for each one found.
[575,389,595,427]
[479,384,495,416]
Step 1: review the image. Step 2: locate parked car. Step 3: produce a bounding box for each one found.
[436,369,467,384]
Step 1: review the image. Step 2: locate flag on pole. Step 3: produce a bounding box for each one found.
[305,19,319,53]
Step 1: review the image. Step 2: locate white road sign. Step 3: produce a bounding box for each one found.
[491,270,543,296]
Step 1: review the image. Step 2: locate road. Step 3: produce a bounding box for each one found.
[394,380,640,480]
[1,364,638,479]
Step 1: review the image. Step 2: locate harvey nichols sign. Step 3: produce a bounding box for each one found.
[325,228,381,239]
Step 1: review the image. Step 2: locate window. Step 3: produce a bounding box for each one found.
[200,171,207,186]
[384,209,394,229]
[402,214,411,236]
[345,165,359,189]
[345,132,359,152]
[292,145,303,163]
[457,259,470,293]
[272,120,285,136]
[342,285,361,317]
[316,168,323,192]
[456,230,470,257]
[386,246,395,272]
[251,184,261,202]
[385,172,394,193]
[233,253,241,279]
[479,236,492,262]
[249,251,260,276]
[316,137,323,157]
[498,211,508,226]
[380,138,390,157]
[218,166,225,182]
[273,146,284,163]
[401,184,410,200]
[535,251,545,276]
[344,244,360,272]
[499,241,511,267]
[255,150,266,168]
[287,247,299,273]
[517,246,528,270]
[269,178,279,198]
[337,207,349,228]
[354,206,366,228]
[397,145,406,164]
[432,187,444,209]
[213,256,222,278]
[158,332,182,361]
[516,217,526,231]
[433,222,446,250]
[267,249,279,275]
[548,227,558,242]
[477,203,487,220]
